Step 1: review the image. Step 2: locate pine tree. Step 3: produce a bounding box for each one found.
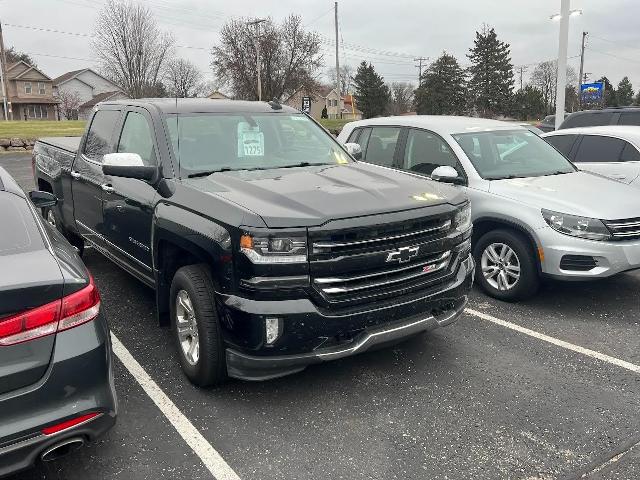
[414,52,467,115]
[353,61,390,119]
[467,26,514,117]
[617,76,634,106]
[598,76,618,107]
[511,85,545,120]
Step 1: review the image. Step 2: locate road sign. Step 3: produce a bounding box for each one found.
[301,96,311,113]
[580,82,604,102]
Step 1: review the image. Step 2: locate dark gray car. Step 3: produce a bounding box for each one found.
[0,167,116,476]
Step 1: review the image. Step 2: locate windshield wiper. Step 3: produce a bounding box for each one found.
[187,166,269,178]
[485,174,525,180]
[276,162,334,169]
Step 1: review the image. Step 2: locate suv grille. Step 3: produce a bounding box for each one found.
[604,218,640,240]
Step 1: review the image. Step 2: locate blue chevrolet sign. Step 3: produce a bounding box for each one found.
[581,82,604,102]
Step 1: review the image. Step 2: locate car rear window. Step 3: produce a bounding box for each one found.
[562,112,615,129]
[0,192,44,255]
[619,112,640,126]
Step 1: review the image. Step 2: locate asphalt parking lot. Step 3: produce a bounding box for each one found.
[2,152,639,480]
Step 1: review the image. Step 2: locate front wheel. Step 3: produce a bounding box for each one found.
[170,264,227,387]
[473,229,539,301]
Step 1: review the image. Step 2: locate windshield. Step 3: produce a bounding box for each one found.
[452,129,576,180]
[165,113,351,177]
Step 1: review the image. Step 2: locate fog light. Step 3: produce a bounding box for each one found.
[265,317,280,344]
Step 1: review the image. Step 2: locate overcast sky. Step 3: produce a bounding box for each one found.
[3,0,640,92]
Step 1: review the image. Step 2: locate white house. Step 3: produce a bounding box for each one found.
[53,69,127,119]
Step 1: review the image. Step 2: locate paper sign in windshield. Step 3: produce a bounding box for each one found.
[240,130,264,157]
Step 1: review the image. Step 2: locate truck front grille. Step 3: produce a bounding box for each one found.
[604,218,640,240]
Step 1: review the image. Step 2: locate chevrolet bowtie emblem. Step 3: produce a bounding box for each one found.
[386,246,419,263]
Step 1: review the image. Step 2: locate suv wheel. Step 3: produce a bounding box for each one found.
[473,229,539,301]
[170,264,227,386]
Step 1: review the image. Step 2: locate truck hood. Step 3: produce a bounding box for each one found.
[489,171,640,220]
[184,163,465,228]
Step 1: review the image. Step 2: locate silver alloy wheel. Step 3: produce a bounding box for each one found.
[175,289,200,365]
[481,242,521,291]
[46,209,56,228]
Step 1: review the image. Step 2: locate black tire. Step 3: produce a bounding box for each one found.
[170,264,227,387]
[473,229,540,302]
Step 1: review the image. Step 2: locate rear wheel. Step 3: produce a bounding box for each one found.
[170,264,227,387]
[473,229,539,301]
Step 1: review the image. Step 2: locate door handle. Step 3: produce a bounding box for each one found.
[70,170,81,179]
[101,184,115,193]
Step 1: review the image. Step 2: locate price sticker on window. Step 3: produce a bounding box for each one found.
[241,130,264,157]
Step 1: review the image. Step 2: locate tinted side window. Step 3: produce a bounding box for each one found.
[618,112,640,126]
[621,142,640,162]
[545,135,577,158]
[403,129,458,175]
[363,127,400,167]
[346,128,360,143]
[117,112,156,166]
[354,128,371,153]
[0,193,44,255]
[574,135,625,163]
[563,112,614,128]
[83,110,120,162]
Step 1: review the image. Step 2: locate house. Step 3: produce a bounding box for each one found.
[2,61,59,120]
[283,86,363,120]
[208,90,230,100]
[53,68,126,119]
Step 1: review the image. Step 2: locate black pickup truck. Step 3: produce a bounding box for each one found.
[33,98,474,386]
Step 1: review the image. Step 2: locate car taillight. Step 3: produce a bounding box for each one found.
[42,412,101,435]
[0,276,101,346]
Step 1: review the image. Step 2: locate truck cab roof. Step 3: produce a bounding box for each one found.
[100,98,300,115]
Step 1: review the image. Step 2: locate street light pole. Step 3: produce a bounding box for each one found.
[554,0,570,130]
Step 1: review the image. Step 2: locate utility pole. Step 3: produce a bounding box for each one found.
[554,0,570,130]
[578,31,587,109]
[517,66,527,90]
[334,2,341,118]
[414,57,428,84]
[0,19,9,121]
[248,18,266,101]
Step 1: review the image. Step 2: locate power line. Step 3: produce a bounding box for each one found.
[589,34,640,53]
[586,47,640,65]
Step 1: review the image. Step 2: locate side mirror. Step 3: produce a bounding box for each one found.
[29,190,57,208]
[431,166,464,185]
[102,153,158,182]
[343,142,363,160]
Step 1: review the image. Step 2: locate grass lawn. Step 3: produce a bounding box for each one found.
[318,118,355,133]
[0,120,87,138]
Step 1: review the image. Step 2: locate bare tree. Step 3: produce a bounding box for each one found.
[164,58,203,97]
[327,65,354,94]
[388,82,414,115]
[92,0,174,98]
[56,90,82,120]
[530,60,577,114]
[211,15,323,100]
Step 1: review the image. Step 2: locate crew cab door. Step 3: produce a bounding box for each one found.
[102,108,158,281]
[72,107,122,247]
[572,134,640,184]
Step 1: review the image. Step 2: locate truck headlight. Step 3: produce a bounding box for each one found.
[454,203,472,233]
[240,234,307,263]
[541,209,611,241]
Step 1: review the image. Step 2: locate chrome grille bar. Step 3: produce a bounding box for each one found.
[604,218,640,239]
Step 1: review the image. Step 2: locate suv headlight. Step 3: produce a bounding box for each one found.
[454,203,472,233]
[240,233,307,263]
[541,209,611,241]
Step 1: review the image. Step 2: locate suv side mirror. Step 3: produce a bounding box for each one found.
[343,142,363,160]
[29,190,57,208]
[102,153,158,182]
[431,166,464,185]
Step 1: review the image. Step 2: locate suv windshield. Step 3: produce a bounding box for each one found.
[165,113,351,177]
[453,129,575,180]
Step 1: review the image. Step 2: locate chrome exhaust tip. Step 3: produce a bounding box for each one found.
[40,437,85,462]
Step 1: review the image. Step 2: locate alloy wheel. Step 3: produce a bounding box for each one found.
[481,242,521,291]
[175,289,200,365]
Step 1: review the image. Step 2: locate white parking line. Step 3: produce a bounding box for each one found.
[110,333,241,480]
[466,308,640,374]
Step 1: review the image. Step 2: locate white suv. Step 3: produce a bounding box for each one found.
[338,116,640,301]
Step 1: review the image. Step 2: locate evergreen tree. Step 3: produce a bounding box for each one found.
[353,61,390,119]
[597,76,618,107]
[414,52,466,115]
[467,26,514,117]
[511,85,545,120]
[617,76,634,106]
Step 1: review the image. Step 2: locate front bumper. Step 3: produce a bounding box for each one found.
[0,316,117,477]
[223,254,474,381]
[538,226,640,279]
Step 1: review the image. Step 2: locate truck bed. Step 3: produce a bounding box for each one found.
[37,136,81,155]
